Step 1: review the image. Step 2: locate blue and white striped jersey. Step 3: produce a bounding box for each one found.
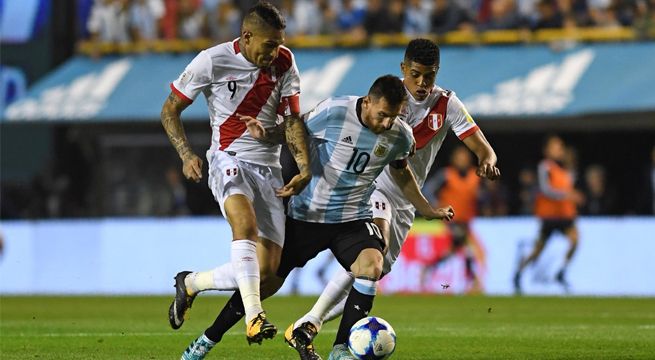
[288,96,414,223]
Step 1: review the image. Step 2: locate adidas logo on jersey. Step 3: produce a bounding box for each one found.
[341,136,353,144]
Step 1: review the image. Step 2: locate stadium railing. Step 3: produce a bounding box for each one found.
[76,27,651,55]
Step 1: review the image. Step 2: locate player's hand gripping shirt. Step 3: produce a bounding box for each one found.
[289,96,414,223]
[171,39,301,167]
[375,86,479,210]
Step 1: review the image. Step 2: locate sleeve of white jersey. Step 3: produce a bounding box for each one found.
[394,121,416,160]
[448,93,479,140]
[278,51,301,115]
[170,51,212,102]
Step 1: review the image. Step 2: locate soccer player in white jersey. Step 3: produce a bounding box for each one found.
[159,1,311,351]
[285,39,501,360]
[175,75,455,360]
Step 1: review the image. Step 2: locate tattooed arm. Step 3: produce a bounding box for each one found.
[275,113,312,197]
[161,92,203,182]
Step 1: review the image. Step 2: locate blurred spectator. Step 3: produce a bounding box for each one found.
[404,0,432,34]
[363,0,397,34]
[478,0,524,30]
[517,167,539,215]
[317,0,339,34]
[387,0,407,32]
[208,1,242,41]
[431,0,475,34]
[634,0,655,38]
[130,0,163,41]
[87,0,131,43]
[178,0,208,39]
[532,0,564,29]
[336,0,366,32]
[292,0,324,35]
[280,0,300,35]
[581,164,616,215]
[479,178,510,216]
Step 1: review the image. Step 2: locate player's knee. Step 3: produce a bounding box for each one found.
[230,217,258,240]
[352,249,384,279]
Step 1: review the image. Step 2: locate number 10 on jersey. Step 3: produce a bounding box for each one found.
[346,148,370,174]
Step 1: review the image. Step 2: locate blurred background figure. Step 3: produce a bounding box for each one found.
[517,168,539,215]
[422,146,485,292]
[87,0,131,44]
[581,164,615,215]
[514,135,584,294]
[431,0,475,34]
[129,0,164,42]
[207,0,242,41]
[164,166,190,216]
[479,178,510,216]
[404,0,432,34]
[177,0,208,39]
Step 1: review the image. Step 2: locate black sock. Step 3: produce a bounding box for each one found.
[204,290,245,343]
[334,283,375,346]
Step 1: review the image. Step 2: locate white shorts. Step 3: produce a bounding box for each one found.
[207,151,285,247]
[370,189,415,274]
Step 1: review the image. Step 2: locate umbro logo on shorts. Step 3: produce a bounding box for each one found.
[341,136,353,144]
[226,168,238,176]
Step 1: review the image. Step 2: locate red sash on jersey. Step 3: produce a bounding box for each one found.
[413,93,449,150]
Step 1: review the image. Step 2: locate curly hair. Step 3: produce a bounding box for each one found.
[404,38,440,67]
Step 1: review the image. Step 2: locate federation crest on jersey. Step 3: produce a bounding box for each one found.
[374,143,388,157]
[428,113,443,131]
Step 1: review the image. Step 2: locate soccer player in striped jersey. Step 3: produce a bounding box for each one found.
[286,39,501,360]
[178,75,455,360]
[160,2,311,353]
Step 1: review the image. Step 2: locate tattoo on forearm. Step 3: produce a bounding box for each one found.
[161,93,193,160]
[285,116,310,174]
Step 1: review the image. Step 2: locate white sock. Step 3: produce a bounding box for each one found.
[185,263,237,293]
[231,239,263,322]
[294,268,354,331]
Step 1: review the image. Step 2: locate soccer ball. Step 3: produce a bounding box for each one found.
[347,316,396,359]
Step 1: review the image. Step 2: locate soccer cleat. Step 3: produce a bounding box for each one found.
[246,311,277,345]
[169,271,197,330]
[327,344,356,360]
[180,334,215,360]
[285,322,322,360]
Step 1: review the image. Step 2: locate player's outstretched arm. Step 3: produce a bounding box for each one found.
[462,130,501,180]
[389,160,454,221]
[276,114,311,197]
[161,91,203,183]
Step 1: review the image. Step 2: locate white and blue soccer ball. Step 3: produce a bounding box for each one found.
[347,316,396,360]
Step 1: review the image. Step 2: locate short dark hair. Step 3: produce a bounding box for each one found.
[246,2,286,30]
[368,75,406,107]
[404,38,440,67]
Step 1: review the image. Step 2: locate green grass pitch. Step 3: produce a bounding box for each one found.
[2,295,654,359]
